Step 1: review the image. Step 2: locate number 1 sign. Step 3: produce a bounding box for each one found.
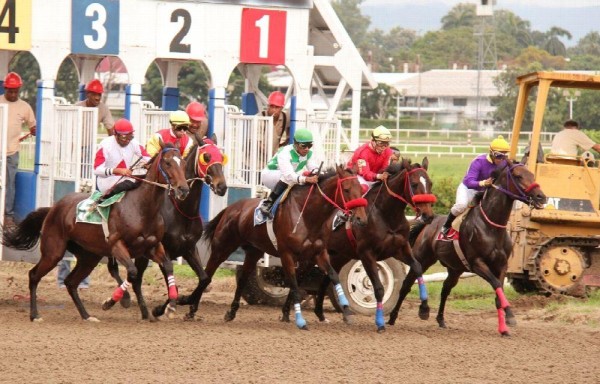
[240,8,286,65]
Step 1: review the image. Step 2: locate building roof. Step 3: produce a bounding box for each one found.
[393,69,503,98]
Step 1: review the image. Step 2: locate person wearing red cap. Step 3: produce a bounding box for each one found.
[0,72,36,226]
[258,91,290,156]
[185,101,208,144]
[76,79,115,136]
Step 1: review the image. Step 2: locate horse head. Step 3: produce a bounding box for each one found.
[337,164,368,226]
[192,137,228,196]
[384,157,437,223]
[154,144,190,200]
[495,159,546,209]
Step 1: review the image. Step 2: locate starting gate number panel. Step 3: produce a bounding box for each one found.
[71,0,120,55]
[0,0,32,50]
[240,8,286,65]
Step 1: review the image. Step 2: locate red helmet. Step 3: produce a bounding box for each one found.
[267,91,285,107]
[3,72,22,89]
[114,118,134,134]
[186,101,207,121]
[85,79,104,94]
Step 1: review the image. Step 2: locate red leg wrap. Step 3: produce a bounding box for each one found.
[495,287,510,309]
[497,308,508,334]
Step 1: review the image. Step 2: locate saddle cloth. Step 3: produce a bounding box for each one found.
[253,186,292,226]
[76,191,126,225]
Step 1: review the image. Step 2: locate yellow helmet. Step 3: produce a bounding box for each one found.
[169,110,190,126]
[372,125,392,142]
[490,135,510,152]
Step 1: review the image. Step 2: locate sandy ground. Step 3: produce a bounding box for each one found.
[0,260,599,384]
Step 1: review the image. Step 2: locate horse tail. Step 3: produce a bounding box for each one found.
[408,219,427,247]
[2,207,51,250]
[202,208,227,247]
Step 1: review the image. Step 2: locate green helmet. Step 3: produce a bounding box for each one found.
[169,110,190,126]
[294,128,313,143]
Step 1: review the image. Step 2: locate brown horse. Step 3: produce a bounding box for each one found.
[390,160,546,336]
[105,138,228,320]
[201,165,368,329]
[283,158,436,332]
[2,145,189,322]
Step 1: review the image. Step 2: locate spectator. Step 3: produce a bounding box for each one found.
[258,91,290,156]
[550,119,600,156]
[0,72,36,227]
[76,79,114,136]
[185,101,208,144]
[146,110,193,157]
[346,125,393,191]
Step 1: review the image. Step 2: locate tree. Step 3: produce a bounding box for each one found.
[441,3,476,30]
[570,31,600,56]
[543,27,572,56]
[331,0,371,48]
[8,52,40,109]
[411,28,477,70]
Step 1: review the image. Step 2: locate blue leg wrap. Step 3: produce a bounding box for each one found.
[376,306,385,328]
[294,303,306,329]
[334,283,349,307]
[417,277,428,301]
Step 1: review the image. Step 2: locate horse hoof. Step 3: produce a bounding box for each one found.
[438,321,447,329]
[120,295,131,309]
[299,325,309,331]
[506,317,517,327]
[31,317,43,323]
[320,318,330,324]
[102,298,115,311]
[165,305,177,320]
[501,331,511,337]
[387,319,396,326]
[224,312,235,322]
[418,311,430,320]
[279,316,290,323]
[85,316,100,323]
[343,315,354,325]
[377,326,386,333]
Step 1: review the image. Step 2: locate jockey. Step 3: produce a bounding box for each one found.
[146,110,193,157]
[186,101,208,144]
[93,118,151,198]
[258,128,321,218]
[347,125,393,191]
[441,135,511,237]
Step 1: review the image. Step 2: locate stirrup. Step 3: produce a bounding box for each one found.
[441,226,450,237]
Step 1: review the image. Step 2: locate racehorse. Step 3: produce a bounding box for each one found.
[105,137,228,320]
[201,165,368,329]
[2,145,190,322]
[282,158,437,332]
[389,160,546,336]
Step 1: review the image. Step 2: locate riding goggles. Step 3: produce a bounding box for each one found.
[375,140,390,147]
[116,133,134,141]
[174,124,189,132]
[298,142,313,149]
[492,151,508,159]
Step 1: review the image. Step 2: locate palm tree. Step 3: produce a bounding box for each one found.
[572,31,600,56]
[441,3,476,30]
[543,26,572,56]
[495,10,532,48]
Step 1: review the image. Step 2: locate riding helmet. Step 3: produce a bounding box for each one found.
[294,128,313,143]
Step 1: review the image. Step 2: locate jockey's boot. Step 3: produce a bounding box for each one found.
[440,213,457,237]
[259,181,288,218]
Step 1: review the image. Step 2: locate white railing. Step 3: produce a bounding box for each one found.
[307,117,348,166]
[138,102,170,146]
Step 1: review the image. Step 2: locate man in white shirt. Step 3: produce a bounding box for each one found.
[550,119,600,156]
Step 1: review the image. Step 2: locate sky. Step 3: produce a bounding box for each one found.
[360,0,600,46]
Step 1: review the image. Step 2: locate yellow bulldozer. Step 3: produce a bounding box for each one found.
[508,71,600,296]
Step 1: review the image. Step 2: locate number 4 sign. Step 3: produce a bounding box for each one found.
[240,8,286,65]
[0,0,32,50]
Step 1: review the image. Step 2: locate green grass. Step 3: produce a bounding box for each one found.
[173,264,235,279]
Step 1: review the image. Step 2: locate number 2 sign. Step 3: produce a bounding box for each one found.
[240,8,286,65]
[71,0,120,55]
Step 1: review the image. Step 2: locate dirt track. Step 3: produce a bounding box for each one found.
[0,260,599,384]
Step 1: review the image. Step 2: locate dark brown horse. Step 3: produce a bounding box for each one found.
[2,145,189,322]
[390,160,546,336]
[282,158,436,332]
[201,165,368,329]
[105,138,228,320]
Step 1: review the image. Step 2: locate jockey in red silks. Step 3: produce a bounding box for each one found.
[146,110,193,158]
[346,125,394,194]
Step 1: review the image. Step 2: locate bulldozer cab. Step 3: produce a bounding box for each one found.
[508,71,600,296]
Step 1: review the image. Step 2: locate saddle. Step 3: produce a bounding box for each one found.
[76,191,126,225]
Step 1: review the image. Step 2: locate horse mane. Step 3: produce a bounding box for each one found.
[408,219,427,247]
[317,166,353,183]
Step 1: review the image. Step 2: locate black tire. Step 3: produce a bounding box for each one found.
[334,258,406,316]
[237,266,289,306]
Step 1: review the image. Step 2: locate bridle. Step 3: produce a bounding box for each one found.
[380,167,437,213]
[315,175,368,216]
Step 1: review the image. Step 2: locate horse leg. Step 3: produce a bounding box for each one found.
[152,243,179,319]
[178,248,208,321]
[225,248,263,322]
[129,258,153,321]
[360,254,388,332]
[471,260,513,336]
[436,269,462,329]
[107,256,131,308]
[102,240,137,312]
[281,290,294,323]
[315,250,352,325]
[29,235,69,321]
[65,252,103,321]
[388,254,437,325]
[313,275,331,322]
[280,252,308,330]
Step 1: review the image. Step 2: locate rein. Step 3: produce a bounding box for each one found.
[381,168,437,212]
[315,176,368,215]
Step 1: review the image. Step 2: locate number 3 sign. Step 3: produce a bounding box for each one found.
[71,0,120,55]
[240,8,286,65]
